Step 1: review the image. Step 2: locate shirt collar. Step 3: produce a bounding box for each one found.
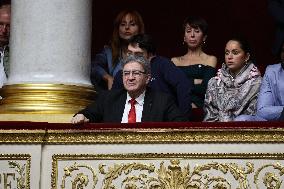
[126,90,146,106]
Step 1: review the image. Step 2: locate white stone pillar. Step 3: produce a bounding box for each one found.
[0,0,95,122]
[9,0,92,85]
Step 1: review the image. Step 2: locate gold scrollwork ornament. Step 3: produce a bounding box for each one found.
[8,161,26,189]
[61,162,98,189]
[254,162,284,189]
[99,162,155,189]
[99,160,254,189]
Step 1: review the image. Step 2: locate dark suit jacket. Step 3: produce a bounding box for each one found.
[78,88,188,123]
[268,0,284,56]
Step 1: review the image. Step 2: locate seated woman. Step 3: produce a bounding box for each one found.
[171,16,217,108]
[203,36,262,122]
[91,10,144,91]
[235,41,284,121]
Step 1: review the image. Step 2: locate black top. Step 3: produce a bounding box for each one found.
[178,64,216,108]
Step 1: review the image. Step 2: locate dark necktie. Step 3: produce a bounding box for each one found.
[128,98,136,123]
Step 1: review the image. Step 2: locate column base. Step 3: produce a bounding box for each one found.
[0,84,96,122]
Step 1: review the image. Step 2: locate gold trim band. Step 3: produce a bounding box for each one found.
[0,83,96,114]
[1,128,284,143]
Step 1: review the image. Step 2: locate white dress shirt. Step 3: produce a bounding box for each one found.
[121,91,145,123]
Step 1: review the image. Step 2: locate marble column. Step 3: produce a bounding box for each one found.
[0,0,95,122]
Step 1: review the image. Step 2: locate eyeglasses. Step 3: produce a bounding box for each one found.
[0,23,10,31]
[126,50,145,57]
[122,70,146,77]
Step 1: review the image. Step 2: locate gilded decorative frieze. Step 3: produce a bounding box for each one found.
[46,128,284,144]
[1,128,284,144]
[51,153,284,189]
[0,130,45,143]
[0,154,31,189]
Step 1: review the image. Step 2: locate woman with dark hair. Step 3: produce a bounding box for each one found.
[171,16,217,108]
[203,36,262,122]
[91,10,144,91]
[235,42,284,121]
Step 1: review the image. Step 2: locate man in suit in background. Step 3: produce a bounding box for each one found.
[0,1,11,88]
[71,55,187,124]
[268,0,284,57]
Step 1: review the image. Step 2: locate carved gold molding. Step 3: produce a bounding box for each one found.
[46,128,284,144]
[1,128,284,143]
[0,130,46,143]
[0,154,31,189]
[51,153,284,189]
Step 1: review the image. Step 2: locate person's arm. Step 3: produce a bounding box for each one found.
[0,54,7,88]
[279,108,284,120]
[91,50,107,83]
[257,69,284,120]
[103,74,114,90]
[90,47,113,89]
[162,58,192,116]
[194,66,216,95]
[268,0,284,25]
[72,91,107,123]
[164,94,189,122]
[237,78,261,116]
[203,78,219,122]
[111,70,124,90]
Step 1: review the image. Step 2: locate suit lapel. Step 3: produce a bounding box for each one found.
[112,90,127,122]
[142,89,153,121]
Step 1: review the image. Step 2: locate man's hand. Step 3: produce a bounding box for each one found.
[71,114,90,124]
[103,74,114,90]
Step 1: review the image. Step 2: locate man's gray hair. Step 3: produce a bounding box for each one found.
[122,55,151,74]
